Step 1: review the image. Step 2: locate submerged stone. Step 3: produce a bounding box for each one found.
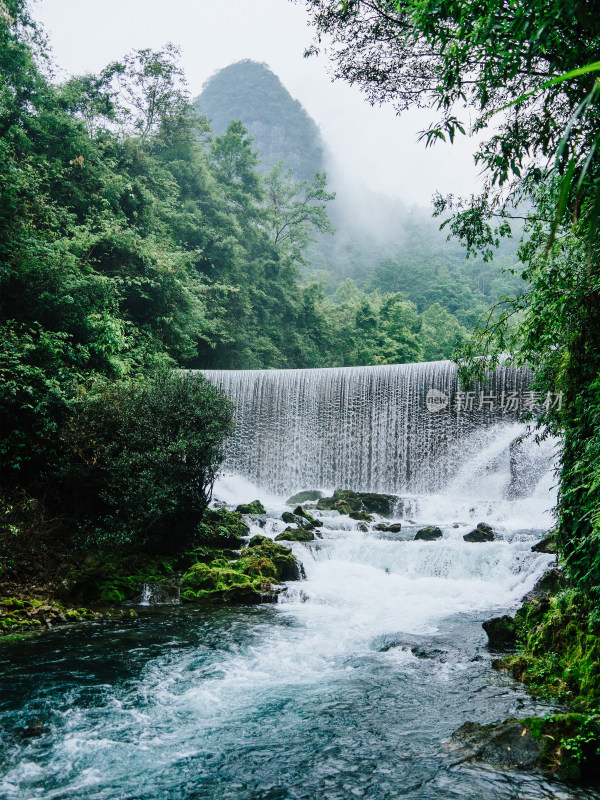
[414,526,443,541]
[448,720,544,770]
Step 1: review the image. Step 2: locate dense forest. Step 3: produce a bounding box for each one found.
[0,6,531,560]
[198,59,525,341]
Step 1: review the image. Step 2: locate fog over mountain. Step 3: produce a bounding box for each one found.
[32,0,483,206]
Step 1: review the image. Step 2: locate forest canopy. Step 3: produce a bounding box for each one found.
[299,0,600,599]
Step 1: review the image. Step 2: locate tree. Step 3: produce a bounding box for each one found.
[262,161,335,264]
[299,0,600,593]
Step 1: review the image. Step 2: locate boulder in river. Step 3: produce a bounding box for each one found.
[235,500,266,515]
[316,490,399,518]
[463,523,495,542]
[519,566,562,608]
[375,523,402,533]
[293,506,323,527]
[448,720,544,770]
[286,490,323,504]
[275,528,315,542]
[531,533,557,554]
[482,615,517,650]
[414,526,443,541]
[349,510,374,522]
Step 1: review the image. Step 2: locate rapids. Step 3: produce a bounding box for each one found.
[1,364,597,799]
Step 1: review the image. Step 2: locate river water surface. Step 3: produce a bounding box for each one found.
[2,461,600,800]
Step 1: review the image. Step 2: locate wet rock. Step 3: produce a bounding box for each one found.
[375,523,402,533]
[357,523,369,532]
[463,523,495,542]
[482,615,517,650]
[275,528,315,542]
[286,490,323,504]
[235,500,266,515]
[448,720,544,769]
[15,722,49,739]
[243,537,302,582]
[414,526,443,541]
[519,567,562,607]
[293,506,323,527]
[411,646,447,661]
[281,511,297,524]
[349,510,374,522]
[316,490,399,518]
[531,533,557,554]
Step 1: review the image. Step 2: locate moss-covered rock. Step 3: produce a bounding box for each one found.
[275,528,315,542]
[196,508,249,548]
[531,533,557,553]
[244,536,302,581]
[293,506,323,527]
[375,522,402,533]
[180,561,272,604]
[235,500,266,515]
[349,510,374,522]
[286,490,323,504]
[180,535,302,604]
[0,593,131,636]
[483,615,517,650]
[60,553,180,606]
[316,490,399,518]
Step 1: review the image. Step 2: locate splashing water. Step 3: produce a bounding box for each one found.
[2,363,591,800]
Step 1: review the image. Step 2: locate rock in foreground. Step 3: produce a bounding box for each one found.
[448,720,543,770]
[414,526,443,541]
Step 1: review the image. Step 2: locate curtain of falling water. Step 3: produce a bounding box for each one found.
[199,361,533,495]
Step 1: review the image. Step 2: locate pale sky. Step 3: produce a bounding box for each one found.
[32,0,483,206]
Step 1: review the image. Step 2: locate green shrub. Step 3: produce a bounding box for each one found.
[60,370,232,552]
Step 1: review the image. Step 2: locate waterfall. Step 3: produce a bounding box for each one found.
[201,361,542,496]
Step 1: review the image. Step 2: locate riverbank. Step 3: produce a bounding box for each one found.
[0,502,302,641]
[477,552,600,782]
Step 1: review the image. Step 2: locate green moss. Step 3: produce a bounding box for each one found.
[316,490,397,517]
[235,500,266,515]
[519,713,600,782]
[275,528,315,542]
[194,508,248,548]
[64,553,181,606]
[292,506,323,527]
[286,490,323,504]
[2,598,25,609]
[181,536,302,605]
